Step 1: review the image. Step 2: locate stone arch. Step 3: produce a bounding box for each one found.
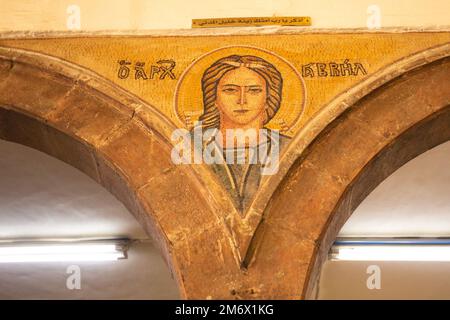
[244,55,450,299]
[252,43,450,223]
[0,46,242,299]
[1,44,449,300]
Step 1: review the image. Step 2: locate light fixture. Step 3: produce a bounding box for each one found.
[330,238,450,262]
[0,239,129,263]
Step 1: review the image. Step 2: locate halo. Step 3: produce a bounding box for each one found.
[173,45,306,137]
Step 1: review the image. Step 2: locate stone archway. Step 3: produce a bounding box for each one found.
[249,56,450,299]
[0,45,449,299]
[0,47,242,299]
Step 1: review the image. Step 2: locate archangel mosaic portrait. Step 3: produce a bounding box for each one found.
[174,47,306,213]
[196,54,290,211]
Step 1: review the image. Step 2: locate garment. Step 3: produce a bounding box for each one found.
[194,128,290,213]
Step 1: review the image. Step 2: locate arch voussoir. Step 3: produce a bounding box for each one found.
[0,47,241,299]
[242,56,450,299]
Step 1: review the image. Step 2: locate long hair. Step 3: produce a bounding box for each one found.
[198,55,283,130]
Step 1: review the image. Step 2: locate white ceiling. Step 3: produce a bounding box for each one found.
[339,141,450,237]
[0,139,148,240]
[0,138,449,299]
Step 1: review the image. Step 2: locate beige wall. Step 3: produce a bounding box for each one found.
[1,0,449,32]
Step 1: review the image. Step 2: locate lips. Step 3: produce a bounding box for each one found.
[234,109,250,113]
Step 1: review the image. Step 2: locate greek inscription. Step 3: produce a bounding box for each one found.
[116,59,176,80]
[301,59,367,78]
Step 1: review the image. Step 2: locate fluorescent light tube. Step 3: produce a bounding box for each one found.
[0,241,127,263]
[332,245,450,261]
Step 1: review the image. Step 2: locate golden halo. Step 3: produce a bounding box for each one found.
[173,45,306,137]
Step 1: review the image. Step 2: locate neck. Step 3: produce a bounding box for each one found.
[219,115,264,148]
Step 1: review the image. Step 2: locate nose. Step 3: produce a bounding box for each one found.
[238,87,247,105]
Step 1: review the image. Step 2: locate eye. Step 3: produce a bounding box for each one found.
[222,87,238,93]
[248,87,263,94]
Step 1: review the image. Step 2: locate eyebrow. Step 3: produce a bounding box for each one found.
[247,85,263,89]
[221,84,263,88]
